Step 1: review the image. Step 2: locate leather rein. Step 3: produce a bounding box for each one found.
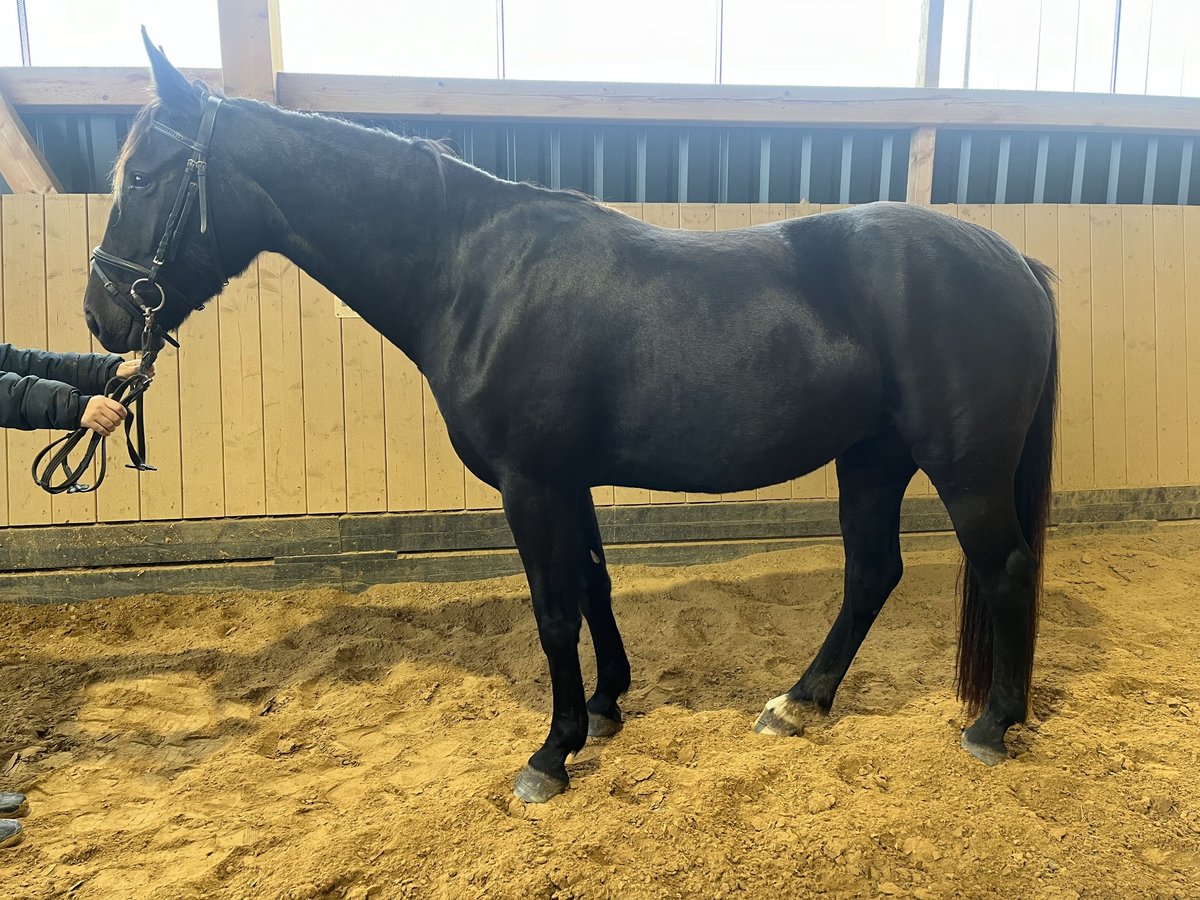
[33,94,227,495]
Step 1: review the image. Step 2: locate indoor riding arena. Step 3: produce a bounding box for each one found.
[1,2,1199,898]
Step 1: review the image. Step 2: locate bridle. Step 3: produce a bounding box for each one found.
[33,93,227,495]
[91,93,227,341]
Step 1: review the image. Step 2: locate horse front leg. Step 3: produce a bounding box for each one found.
[577,492,631,738]
[503,476,591,803]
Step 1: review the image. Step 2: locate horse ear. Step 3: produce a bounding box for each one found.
[141,26,200,113]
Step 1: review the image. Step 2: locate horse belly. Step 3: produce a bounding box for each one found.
[604,373,882,494]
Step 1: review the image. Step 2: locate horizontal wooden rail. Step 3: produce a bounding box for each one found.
[2,67,1199,133]
[0,67,223,109]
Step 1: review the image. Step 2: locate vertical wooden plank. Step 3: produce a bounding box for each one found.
[678,203,716,233]
[86,194,141,522]
[1090,206,1126,488]
[422,380,464,510]
[906,127,936,205]
[136,307,184,521]
[638,202,681,506]
[589,485,615,508]
[43,193,97,524]
[750,204,788,226]
[642,203,680,230]
[989,204,1026,251]
[465,471,502,509]
[217,270,267,516]
[678,203,719,504]
[1024,205,1066,490]
[607,202,643,221]
[176,308,225,517]
[750,203,793,502]
[341,316,388,512]
[1152,207,1188,485]
[2,194,50,525]
[383,341,426,511]
[464,474,502,509]
[297,273,346,513]
[715,204,751,231]
[1054,205,1094,490]
[957,204,993,230]
[216,0,282,102]
[1121,206,1157,487]
[258,253,307,515]
[783,202,819,220]
[1185,208,1200,483]
[714,203,759,502]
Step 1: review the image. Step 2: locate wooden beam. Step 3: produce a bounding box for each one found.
[0,86,61,192]
[907,126,937,205]
[916,0,945,88]
[276,75,1200,133]
[1,67,1199,135]
[0,67,223,110]
[216,0,281,103]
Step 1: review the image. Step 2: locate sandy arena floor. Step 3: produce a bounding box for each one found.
[1,525,1198,899]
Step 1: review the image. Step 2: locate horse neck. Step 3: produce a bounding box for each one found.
[223,102,461,358]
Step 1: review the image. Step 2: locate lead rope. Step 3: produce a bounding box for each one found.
[32,310,163,495]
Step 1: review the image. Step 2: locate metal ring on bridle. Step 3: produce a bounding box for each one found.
[131,278,166,314]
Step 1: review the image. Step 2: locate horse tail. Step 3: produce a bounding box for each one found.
[956,256,1059,716]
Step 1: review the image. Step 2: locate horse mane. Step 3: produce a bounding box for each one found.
[112,93,601,210]
[111,97,162,199]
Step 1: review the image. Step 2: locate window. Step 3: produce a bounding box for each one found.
[279,0,499,77]
[22,0,220,67]
[502,0,718,82]
[721,0,924,88]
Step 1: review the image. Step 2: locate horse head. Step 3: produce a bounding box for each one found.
[84,29,268,352]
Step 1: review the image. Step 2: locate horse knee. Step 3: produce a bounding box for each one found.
[535,608,583,653]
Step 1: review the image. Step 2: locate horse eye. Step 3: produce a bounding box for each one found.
[128,172,151,190]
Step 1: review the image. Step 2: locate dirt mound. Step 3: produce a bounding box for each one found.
[2,526,1198,898]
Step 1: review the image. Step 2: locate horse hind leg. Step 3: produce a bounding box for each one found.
[756,440,915,737]
[929,467,1039,765]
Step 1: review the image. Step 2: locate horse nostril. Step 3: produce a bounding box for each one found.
[85,308,99,336]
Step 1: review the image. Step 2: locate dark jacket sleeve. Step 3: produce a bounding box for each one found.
[0,343,121,395]
[0,370,89,431]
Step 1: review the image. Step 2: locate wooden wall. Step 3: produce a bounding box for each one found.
[0,196,1197,527]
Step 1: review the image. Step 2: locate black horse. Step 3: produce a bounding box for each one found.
[84,34,1058,803]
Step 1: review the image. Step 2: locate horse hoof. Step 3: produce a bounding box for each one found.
[753,693,809,737]
[961,732,1007,766]
[512,765,569,804]
[588,712,623,739]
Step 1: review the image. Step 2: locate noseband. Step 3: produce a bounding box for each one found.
[35,94,229,496]
[90,93,228,349]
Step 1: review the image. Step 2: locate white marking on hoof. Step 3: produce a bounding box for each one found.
[960,732,1007,766]
[753,693,808,737]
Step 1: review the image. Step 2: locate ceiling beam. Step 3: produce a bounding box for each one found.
[0,85,61,192]
[216,0,281,103]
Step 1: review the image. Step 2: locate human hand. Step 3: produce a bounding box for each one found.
[116,359,154,379]
[80,396,127,436]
